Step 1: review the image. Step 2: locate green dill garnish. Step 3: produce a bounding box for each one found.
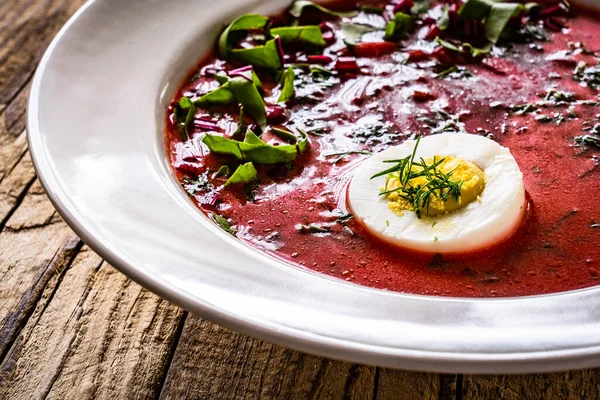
[182,173,213,195]
[434,236,438,241]
[325,150,372,164]
[386,220,390,226]
[432,221,437,228]
[573,60,600,90]
[435,65,474,80]
[574,134,600,149]
[370,136,463,219]
[209,213,236,236]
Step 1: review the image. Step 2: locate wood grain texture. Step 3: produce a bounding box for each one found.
[377,370,456,400]
[0,180,81,363]
[159,316,380,400]
[462,372,600,399]
[1,1,600,399]
[0,248,185,400]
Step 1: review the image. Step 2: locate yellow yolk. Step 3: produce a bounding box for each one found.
[384,155,485,217]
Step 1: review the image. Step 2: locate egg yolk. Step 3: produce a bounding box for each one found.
[384,155,485,217]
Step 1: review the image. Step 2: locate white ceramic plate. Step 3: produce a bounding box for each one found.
[28,0,600,373]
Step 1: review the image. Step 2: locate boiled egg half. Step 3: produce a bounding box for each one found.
[348,133,526,254]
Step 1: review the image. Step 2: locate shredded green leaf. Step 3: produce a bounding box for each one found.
[289,1,358,19]
[203,130,308,165]
[384,12,414,41]
[485,2,523,43]
[229,37,283,71]
[225,162,258,186]
[218,14,270,58]
[195,85,235,106]
[459,0,495,20]
[340,22,380,46]
[209,213,236,236]
[176,97,195,140]
[437,4,450,30]
[411,0,430,15]
[227,75,267,128]
[271,26,326,47]
[278,66,295,103]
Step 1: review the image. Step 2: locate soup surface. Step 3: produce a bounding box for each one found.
[166,0,600,297]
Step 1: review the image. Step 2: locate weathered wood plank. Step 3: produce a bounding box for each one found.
[0,248,185,400]
[0,0,87,105]
[462,372,600,399]
[0,180,81,362]
[376,369,456,400]
[0,151,35,228]
[159,316,377,400]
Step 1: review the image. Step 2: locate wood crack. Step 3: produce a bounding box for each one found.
[0,235,83,365]
[156,312,188,400]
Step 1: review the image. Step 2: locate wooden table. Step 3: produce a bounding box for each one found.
[1,1,599,398]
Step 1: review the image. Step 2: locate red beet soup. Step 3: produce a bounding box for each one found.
[165,0,600,297]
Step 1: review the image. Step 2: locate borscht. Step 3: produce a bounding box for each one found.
[166,0,600,297]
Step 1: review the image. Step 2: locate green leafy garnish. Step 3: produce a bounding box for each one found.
[203,130,308,164]
[176,97,196,140]
[289,1,358,19]
[340,22,380,46]
[195,85,235,106]
[459,0,494,20]
[225,162,258,186]
[438,4,450,30]
[271,26,326,47]
[411,0,431,15]
[371,136,463,219]
[384,12,414,41]
[227,75,267,128]
[485,2,523,43]
[218,14,283,71]
[216,165,230,177]
[278,66,295,103]
[435,37,492,58]
[230,37,283,71]
[462,42,493,57]
[209,213,236,236]
[218,14,270,58]
[458,0,524,43]
[573,61,600,90]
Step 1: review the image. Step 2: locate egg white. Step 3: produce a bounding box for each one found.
[348,133,526,254]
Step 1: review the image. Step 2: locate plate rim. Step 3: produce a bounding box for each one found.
[26,0,600,373]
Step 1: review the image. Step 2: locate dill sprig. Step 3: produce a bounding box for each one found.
[370,136,464,219]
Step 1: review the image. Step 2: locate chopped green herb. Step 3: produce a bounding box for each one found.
[411,0,430,15]
[278,66,295,103]
[573,61,600,90]
[324,150,372,164]
[216,165,230,177]
[484,2,523,43]
[574,134,600,149]
[340,22,380,46]
[209,213,236,236]
[230,37,284,71]
[432,221,437,228]
[271,26,326,47]
[371,136,464,219]
[175,97,196,140]
[289,0,358,19]
[203,129,308,165]
[384,12,414,41]
[386,220,390,226]
[437,4,450,30]
[436,65,473,79]
[434,236,439,241]
[225,162,258,186]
